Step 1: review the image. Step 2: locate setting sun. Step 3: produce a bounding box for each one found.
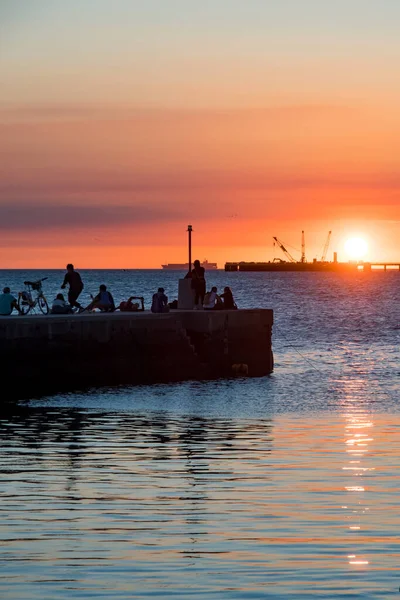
[344,237,368,260]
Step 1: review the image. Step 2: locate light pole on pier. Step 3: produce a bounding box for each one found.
[187,225,193,271]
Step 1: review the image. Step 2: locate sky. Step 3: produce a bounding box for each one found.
[1,0,400,267]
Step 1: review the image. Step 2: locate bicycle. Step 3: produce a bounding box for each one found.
[18,278,49,315]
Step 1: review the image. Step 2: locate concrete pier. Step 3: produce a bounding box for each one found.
[0,309,273,401]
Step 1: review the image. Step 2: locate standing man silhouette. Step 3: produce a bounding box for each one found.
[61,264,84,310]
[191,259,206,309]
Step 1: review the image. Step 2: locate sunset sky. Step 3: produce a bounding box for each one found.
[1,0,400,267]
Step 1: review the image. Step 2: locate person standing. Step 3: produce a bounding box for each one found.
[61,264,84,310]
[191,259,206,309]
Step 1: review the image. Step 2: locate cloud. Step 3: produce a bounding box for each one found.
[0,103,355,123]
[0,204,186,231]
[2,169,400,201]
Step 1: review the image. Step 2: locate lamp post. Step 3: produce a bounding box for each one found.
[187,224,192,272]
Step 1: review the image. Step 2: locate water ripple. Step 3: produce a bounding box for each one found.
[1,404,399,599]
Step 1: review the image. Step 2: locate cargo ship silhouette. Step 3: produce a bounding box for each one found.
[162,259,218,270]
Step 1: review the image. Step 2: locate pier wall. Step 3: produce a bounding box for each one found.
[0,310,273,401]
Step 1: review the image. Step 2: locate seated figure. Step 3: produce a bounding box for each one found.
[203,286,221,310]
[151,288,169,313]
[220,286,237,310]
[119,296,144,312]
[51,293,73,314]
[0,287,20,315]
[86,285,115,312]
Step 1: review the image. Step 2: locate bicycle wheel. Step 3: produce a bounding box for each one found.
[18,294,31,315]
[38,295,49,315]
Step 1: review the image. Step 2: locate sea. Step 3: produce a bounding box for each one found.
[1,269,399,599]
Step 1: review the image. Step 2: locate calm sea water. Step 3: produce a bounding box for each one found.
[1,270,400,599]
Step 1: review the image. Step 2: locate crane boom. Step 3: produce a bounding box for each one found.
[273,237,297,263]
[321,231,332,261]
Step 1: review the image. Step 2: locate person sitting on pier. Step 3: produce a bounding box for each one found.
[51,293,73,314]
[191,259,206,309]
[220,286,237,310]
[151,288,169,313]
[119,296,145,312]
[203,286,221,310]
[86,284,115,312]
[0,287,21,316]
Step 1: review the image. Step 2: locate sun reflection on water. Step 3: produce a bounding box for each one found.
[342,396,374,569]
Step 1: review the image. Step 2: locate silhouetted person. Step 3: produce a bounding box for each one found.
[151,288,169,313]
[51,293,73,314]
[119,296,144,312]
[220,286,237,310]
[0,287,20,315]
[61,264,84,310]
[191,259,206,309]
[203,286,221,310]
[86,284,115,312]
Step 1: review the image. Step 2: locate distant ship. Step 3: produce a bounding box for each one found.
[162,259,218,270]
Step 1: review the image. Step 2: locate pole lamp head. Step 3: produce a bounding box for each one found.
[187,224,192,232]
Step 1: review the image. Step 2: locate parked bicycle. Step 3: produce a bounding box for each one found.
[18,278,49,315]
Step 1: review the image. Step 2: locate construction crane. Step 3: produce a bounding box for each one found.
[321,231,332,262]
[301,230,306,263]
[273,236,297,263]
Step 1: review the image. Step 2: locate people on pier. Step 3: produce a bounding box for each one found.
[119,296,144,312]
[191,259,206,309]
[51,293,73,314]
[151,288,169,313]
[220,286,237,310]
[86,285,115,312]
[0,287,20,315]
[61,264,84,310]
[203,286,221,310]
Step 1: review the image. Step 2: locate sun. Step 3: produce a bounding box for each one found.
[344,237,368,260]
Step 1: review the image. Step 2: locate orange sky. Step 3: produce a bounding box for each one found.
[1,1,400,267]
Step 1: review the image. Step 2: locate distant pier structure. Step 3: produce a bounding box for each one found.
[361,262,400,272]
[225,261,400,272]
[226,232,400,272]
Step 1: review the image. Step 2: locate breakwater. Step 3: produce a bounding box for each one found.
[0,310,273,400]
[225,261,400,272]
